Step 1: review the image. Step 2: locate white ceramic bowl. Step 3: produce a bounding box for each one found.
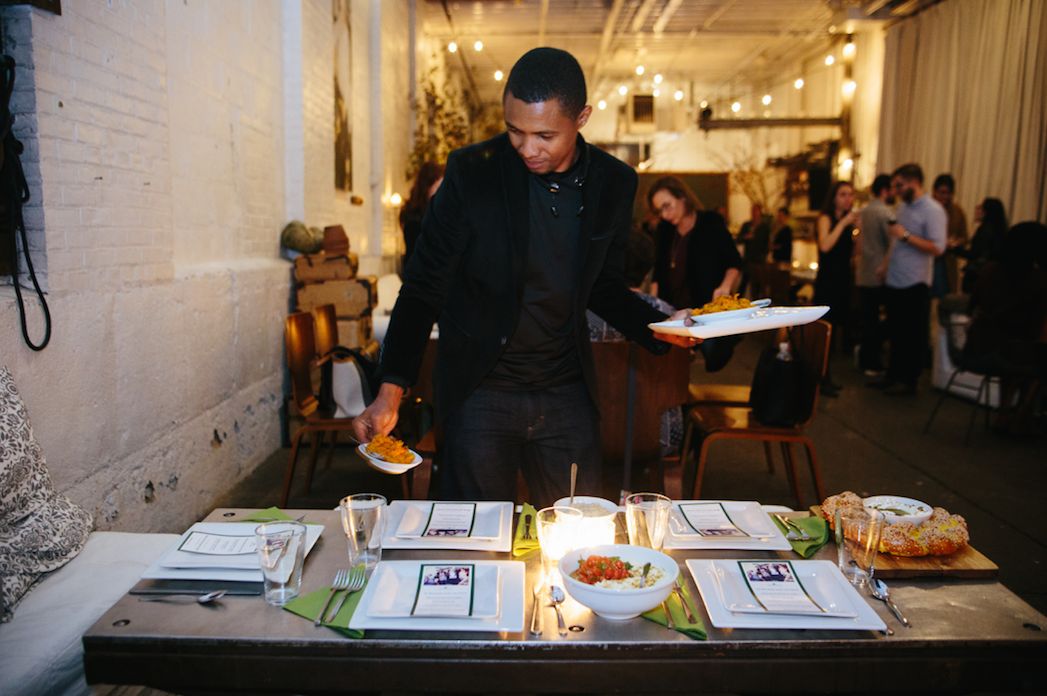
[558,544,678,621]
[862,495,932,525]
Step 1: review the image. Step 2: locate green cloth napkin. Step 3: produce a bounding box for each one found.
[770,514,829,558]
[512,503,540,558]
[642,582,707,640]
[283,583,368,638]
[236,507,299,523]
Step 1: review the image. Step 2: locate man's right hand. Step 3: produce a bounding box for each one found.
[352,383,405,443]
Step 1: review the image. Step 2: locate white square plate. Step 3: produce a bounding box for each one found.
[688,559,886,631]
[349,560,525,632]
[648,306,829,340]
[382,501,513,551]
[364,562,500,618]
[664,501,792,551]
[142,522,323,582]
[394,502,504,540]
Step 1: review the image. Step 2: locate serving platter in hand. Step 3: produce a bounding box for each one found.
[357,443,421,474]
[649,305,829,340]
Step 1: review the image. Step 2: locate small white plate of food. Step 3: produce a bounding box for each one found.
[357,434,422,474]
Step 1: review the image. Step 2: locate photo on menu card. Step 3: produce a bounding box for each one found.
[412,564,476,617]
[738,560,825,614]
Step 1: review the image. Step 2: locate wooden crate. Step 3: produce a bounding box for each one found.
[293,252,359,283]
[296,276,377,318]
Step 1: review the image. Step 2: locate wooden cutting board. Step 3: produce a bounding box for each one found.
[808,506,999,579]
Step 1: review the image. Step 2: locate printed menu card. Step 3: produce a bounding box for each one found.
[422,503,478,538]
[678,502,749,537]
[178,531,256,556]
[411,564,476,617]
[737,561,826,614]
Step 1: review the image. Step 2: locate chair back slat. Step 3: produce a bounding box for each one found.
[285,312,319,417]
[313,304,339,360]
[794,319,831,427]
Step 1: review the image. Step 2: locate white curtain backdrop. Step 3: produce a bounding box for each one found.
[878,0,1047,223]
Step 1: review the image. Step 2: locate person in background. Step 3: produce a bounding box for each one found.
[588,230,682,455]
[399,161,445,267]
[354,48,693,506]
[739,202,771,294]
[771,206,793,263]
[814,181,859,397]
[963,221,1047,435]
[960,197,1008,294]
[876,163,947,396]
[648,175,742,371]
[931,173,969,296]
[857,174,893,382]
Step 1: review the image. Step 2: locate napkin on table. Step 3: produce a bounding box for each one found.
[236,507,300,523]
[641,582,707,640]
[283,583,368,638]
[512,503,540,558]
[770,514,829,558]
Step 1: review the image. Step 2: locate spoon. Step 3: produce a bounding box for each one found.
[569,462,578,506]
[138,589,227,605]
[549,585,568,637]
[869,579,910,627]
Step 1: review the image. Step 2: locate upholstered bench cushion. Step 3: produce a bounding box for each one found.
[0,530,179,696]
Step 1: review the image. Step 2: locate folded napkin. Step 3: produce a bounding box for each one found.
[770,514,829,558]
[512,503,540,558]
[236,507,300,523]
[642,583,706,640]
[283,583,368,638]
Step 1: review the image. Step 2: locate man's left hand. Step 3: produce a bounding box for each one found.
[652,308,703,348]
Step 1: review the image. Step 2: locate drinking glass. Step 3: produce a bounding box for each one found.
[536,506,583,577]
[339,493,386,575]
[254,521,307,606]
[835,507,885,587]
[625,493,671,551]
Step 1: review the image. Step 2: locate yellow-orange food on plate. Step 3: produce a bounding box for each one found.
[691,294,753,316]
[365,434,415,464]
[821,491,969,557]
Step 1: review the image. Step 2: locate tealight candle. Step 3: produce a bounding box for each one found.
[536,506,583,567]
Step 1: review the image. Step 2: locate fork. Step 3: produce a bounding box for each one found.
[315,569,350,626]
[323,565,367,624]
[672,579,697,624]
[774,513,812,541]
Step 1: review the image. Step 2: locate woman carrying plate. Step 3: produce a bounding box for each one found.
[648,176,743,372]
[814,181,859,397]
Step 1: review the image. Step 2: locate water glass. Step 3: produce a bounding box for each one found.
[339,493,386,575]
[255,521,307,606]
[536,506,583,576]
[835,507,885,587]
[625,492,671,551]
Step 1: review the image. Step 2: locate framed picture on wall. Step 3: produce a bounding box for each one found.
[334,0,352,191]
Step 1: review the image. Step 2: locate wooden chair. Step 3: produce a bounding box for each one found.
[590,342,691,496]
[679,320,831,507]
[282,312,430,505]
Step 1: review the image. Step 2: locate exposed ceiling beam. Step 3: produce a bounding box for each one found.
[652,0,683,35]
[537,0,549,46]
[589,0,626,84]
[629,0,659,33]
[425,29,820,40]
[702,0,740,30]
[699,116,843,130]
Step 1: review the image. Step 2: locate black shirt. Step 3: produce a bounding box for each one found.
[484,158,585,390]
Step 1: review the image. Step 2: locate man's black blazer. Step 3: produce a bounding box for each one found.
[380,133,670,419]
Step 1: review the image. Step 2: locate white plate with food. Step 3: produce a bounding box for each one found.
[689,297,772,323]
[349,560,525,632]
[862,495,932,526]
[663,500,792,551]
[559,544,678,620]
[356,435,422,475]
[688,559,886,631]
[650,306,829,340]
[381,501,514,551]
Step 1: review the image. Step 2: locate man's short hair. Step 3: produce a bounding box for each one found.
[892,163,924,184]
[871,174,892,196]
[504,48,587,118]
[933,173,955,192]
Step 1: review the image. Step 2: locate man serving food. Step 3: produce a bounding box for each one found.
[353,48,692,505]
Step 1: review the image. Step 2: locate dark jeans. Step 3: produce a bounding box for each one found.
[885,283,930,387]
[858,286,887,371]
[441,381,601,507]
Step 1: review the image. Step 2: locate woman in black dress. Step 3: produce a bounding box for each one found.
[814,181,859,396]
[399,161,445,268]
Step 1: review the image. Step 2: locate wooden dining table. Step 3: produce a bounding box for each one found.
[82,507,1047,694]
